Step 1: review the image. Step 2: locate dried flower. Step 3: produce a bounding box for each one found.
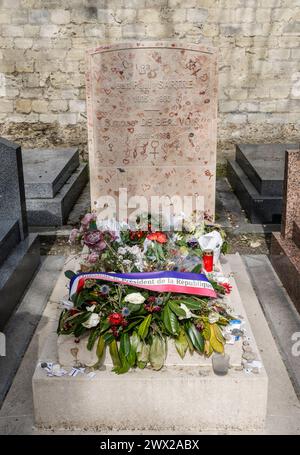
[69,228,80,244]
[87,252,99,264]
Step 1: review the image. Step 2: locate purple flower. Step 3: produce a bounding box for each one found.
[69,228,80,244]
[100,285,110,295]
[81,213,97,230]
[87,252,99,264]
[187,238,199,248]
[84,231,103,248]
[155,297,163,306]
[122,307,130,316]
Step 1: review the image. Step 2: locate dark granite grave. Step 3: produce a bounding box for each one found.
[271,149,300,314]
[22,147,79,199]
[22,147,88,226]
[227,159,282,224]
[0,137,40,330]
[227,143,299,224]
[0,138,28,239]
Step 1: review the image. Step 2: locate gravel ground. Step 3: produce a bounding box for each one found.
[40,231,271,256]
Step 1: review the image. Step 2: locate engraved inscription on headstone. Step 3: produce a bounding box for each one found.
[86,42,217,221]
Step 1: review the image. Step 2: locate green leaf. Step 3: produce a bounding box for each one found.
[186,321,204,353]
[138,314,152,340]
[120,332,131,357]
[87,328,99,351]
[127,344,137,368]
[162,305,179,336]
[123,319,143,333]
[175,328,189,359]
[74,324,86,338]
[113,350,130,375]
[202,323,211,340]
[103,331,115,344]
[65,270,76,280]
[180,298,203,311]
[137,342,150,368]
[100,320,110,334]
[149,335,166,370]
[109,339,122,368]
[96,335,105,361]
[169,301,186,318]
[191,264,202,274]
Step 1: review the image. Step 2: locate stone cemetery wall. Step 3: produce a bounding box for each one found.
[0,0,300,161]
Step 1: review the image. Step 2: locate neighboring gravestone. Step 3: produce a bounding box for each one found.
[227,143,299,224]
[86,41,217,221]
[0,138,28,239]
[0,137,40,330]
[271,149,300,313]
[22,147,88,227]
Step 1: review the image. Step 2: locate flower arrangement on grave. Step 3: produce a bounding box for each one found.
[58,213,232,374]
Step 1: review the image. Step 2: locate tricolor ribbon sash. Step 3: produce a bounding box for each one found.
[69,271,217,299]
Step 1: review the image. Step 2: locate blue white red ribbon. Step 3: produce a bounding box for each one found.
[69,271,217,299]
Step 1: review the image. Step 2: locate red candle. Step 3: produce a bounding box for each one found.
[203,249,213,272]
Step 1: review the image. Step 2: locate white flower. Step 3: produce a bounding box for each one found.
[178,303,198,320]
[87,304,96,312]
[208,312,220,324]
[82,313,100,328]
[117,247,127,255]
[124,292,145,305]
[96,218,130,242]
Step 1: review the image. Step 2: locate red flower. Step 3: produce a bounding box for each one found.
[220,282,232,294]
[129,230,146,241]
[108,312,124,326]
[147,231,167,243]
[69,309,80,316]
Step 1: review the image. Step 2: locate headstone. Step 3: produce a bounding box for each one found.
[271,149,300,313]
[0,138,28,239]
[227,143,299,224]
[0,137,40,330]
[86,41,217,221]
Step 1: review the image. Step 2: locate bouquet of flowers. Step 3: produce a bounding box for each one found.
[58,213,232,374]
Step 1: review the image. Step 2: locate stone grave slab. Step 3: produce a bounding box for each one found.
[0,220,20,268]
[227,160,282,224]
[26,164,88,226]
[32,255,268,431]
[236,144,298,197]
[86,41,218,222]
[22,148,79,199]
[0,234,40,330]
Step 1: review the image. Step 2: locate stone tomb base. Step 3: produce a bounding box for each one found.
[32,255,268,431]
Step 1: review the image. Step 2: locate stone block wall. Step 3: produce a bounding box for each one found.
[0,0,300,161]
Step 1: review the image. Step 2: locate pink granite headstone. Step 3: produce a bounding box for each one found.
[86,42,217,221]
[281,149,300,239]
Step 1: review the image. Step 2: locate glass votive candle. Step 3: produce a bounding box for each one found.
[212,353,230,376]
